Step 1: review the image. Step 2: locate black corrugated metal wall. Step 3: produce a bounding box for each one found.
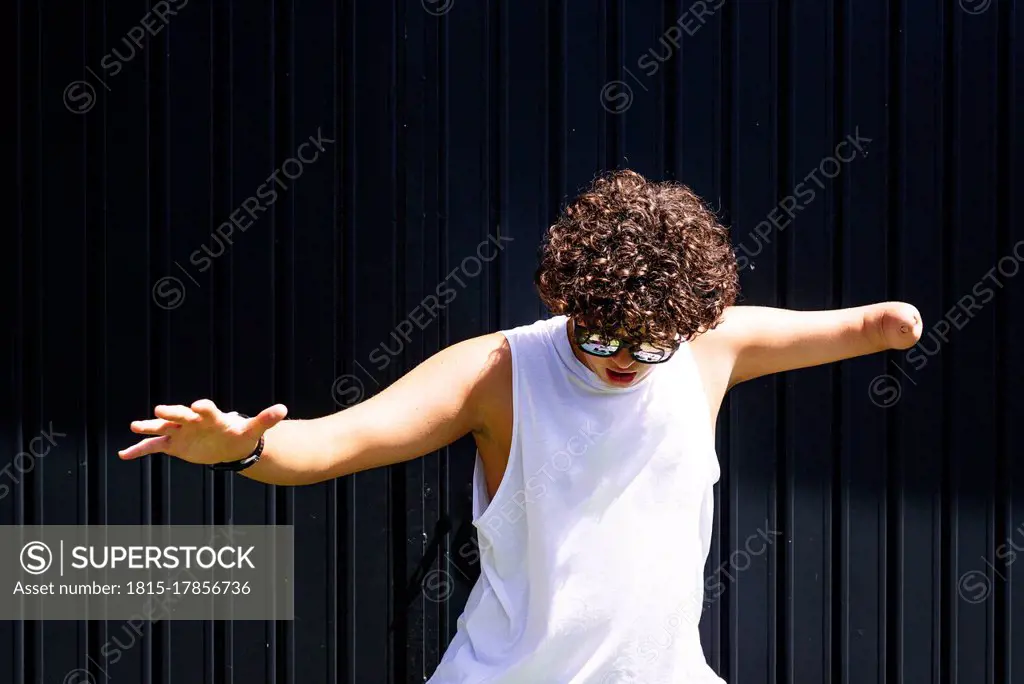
[8,0,1022,682]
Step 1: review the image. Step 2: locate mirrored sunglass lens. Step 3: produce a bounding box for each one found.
[579,333,620,355]
[633,343,671,362]
[581,341,619,356]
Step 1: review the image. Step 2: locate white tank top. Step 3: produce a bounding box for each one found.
[429,314,725,684]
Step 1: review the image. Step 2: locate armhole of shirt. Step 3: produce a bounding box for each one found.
[677,340,722,486]
[471,328,522,528]
[677,341,714,427]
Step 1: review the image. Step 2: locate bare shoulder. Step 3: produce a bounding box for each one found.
[686,308,744,424]
[688,306,764,367]
[459,331,515,498]
[468,331,514,442]
[313,330,515,479]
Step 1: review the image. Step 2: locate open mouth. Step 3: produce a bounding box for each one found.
[605,368,637,384]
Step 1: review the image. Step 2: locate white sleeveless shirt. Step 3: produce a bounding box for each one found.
[428,315,725,684]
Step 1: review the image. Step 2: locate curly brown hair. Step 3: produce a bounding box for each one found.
[534,169,739,347]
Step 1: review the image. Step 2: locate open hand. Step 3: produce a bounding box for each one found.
[119,399,288,465]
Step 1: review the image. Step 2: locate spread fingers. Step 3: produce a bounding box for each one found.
[154,404,201,424]
[130,418,181,436]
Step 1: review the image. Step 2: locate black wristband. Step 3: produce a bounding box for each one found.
[207,413,264,472]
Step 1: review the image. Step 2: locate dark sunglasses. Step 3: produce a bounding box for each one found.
[572,321,681,364]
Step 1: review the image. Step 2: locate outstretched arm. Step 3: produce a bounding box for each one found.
[118,332,509,486]
[691,302,923,399]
